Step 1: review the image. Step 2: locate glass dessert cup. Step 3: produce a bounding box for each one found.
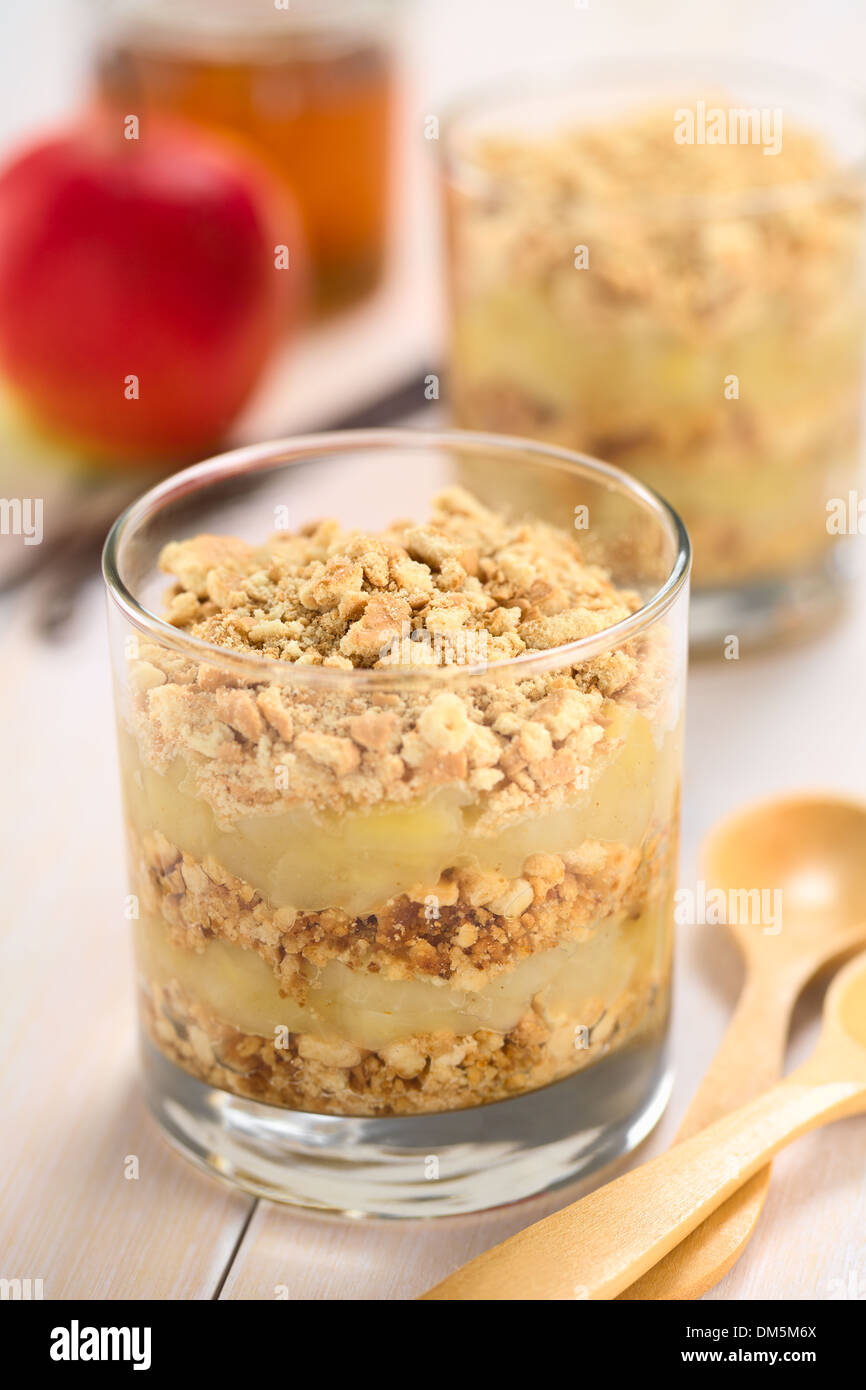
[103,428,690,1216]
[93,0,394,314]
[442,60,866,651]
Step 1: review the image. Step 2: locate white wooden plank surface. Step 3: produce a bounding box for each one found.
[0,595,253,1300]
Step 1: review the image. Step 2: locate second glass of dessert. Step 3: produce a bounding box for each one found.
[443,62,866,648]
[104,429,690,1215]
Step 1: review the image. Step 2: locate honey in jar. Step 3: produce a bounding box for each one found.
[94,1,394,314]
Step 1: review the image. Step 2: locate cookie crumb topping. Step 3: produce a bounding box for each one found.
[159,487,639,667]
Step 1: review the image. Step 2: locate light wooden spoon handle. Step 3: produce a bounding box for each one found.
[421,1073,863,1301]
[619,966,801,1300]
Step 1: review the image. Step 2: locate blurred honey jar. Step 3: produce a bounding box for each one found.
[93,0,395,314]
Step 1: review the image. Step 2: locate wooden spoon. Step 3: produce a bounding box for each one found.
[620,794,866,1299]
[421,947,866,1300]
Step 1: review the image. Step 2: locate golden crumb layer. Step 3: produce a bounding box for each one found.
[140,974,667,1116]
[472,100,836,202]
[159,486,640,666]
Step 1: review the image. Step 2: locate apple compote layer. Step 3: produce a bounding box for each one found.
[119,486,682,1116]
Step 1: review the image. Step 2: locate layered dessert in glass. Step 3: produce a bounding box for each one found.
[104,430,689,1213]
[443,63,866,645]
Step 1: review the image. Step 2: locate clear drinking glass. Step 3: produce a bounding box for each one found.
[103,428,690,1216]
[442,60,866,649]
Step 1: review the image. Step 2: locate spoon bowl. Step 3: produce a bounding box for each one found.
[823,949,866,1062]
[704,794,866,960]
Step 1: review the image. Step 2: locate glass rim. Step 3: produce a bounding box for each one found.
[440,55,866,218]
[102,427,691,689]
[97,0,391,47]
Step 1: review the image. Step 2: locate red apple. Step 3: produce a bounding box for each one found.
[0,120,303,464]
